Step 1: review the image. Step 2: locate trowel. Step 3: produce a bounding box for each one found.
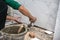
[28,22,33,27]
[18,24,24,33]
[28,22,39,28]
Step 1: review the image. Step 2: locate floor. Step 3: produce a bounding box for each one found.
[24,26,53,40]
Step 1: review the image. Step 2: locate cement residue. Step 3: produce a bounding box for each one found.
[2,26,25,34]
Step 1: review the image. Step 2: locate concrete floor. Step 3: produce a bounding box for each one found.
[24,27,53,40]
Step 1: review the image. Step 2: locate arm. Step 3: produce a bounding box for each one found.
[18,6,36,22]
[6,16,22,24]
[5,0,36,23]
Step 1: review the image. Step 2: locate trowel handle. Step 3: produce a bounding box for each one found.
[18,24,24,33]
[30,22,33,25]
[28,22,33,27]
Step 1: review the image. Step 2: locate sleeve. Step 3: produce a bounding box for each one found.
[5,0,21,10]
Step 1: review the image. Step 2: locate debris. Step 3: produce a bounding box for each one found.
[44,30,53,34]
[29,32,35,38]
[30,37,40,40]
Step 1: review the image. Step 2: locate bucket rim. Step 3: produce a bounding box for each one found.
[0,25,27,36]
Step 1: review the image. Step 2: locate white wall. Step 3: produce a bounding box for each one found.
[12,0,59,31]
[53,1,60,40]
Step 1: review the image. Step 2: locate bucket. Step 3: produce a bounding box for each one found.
[0,24,27,40]
[0,32,3,40]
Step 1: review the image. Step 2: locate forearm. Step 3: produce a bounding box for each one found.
[18,6,33,19]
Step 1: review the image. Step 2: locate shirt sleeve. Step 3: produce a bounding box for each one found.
[4,0,21,10]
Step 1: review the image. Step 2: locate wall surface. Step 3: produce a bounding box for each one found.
[53,1,60,40]
[12,0,59,31]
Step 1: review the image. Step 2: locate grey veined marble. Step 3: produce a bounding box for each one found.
[13,0,59,31]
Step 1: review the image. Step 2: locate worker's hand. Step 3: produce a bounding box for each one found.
[13,17,22,24]
[29,16,37,23]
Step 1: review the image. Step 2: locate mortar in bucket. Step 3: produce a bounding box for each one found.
[0,24,27,40]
